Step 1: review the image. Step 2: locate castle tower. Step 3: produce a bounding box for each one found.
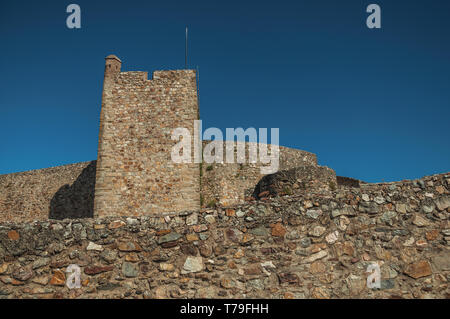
[94,55,200,217]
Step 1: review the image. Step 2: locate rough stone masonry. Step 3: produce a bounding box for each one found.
[0,55,448,299]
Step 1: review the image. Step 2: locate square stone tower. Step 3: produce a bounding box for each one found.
[94,55,200,217]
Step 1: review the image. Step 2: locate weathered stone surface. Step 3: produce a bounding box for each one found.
[181,256,203,274]
[84,265,114,275]
[108,220,126,229]
[117,241,142,252]
[404,260,432,279]
[121,262,139,278]
[431,255,450,272]
[86,242,103,251]
[271,223,286,237]
[325,231,339,244]
[412,215,431,227]
[304,250,328,263]
[225,228,243,243]
[309,226,326,237]
[157,232,182,244]
[49,270,65,286]
[12,267,33,281]
[7,230,20,241]
[359,201,379,214]
[331,206,355,218]
[435,196,450,211]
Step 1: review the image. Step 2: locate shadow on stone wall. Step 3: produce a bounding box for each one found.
[49,161,96,219]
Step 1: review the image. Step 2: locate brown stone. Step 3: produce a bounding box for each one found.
[310,261,326,274]
[186,233,199,241]
[244,264,262,276]
[11,279,25,286]
[125,253,140,262]
[84,265,114,275]
[258,191,270,198]
[156,229,172,236]
[50,270,66,286]
[425,229,439,241]
[225,209,235,217]
[404,260,432,279]
[7,230,20,241]
[117,241,142,252]
[271,223,286,237]
[284,292,294,299]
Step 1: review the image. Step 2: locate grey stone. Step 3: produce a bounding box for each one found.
[181,256,203,274]
[309,225,326,237]
[86,241,103,251]
[435,196,450,211]
[157,232,182,244]
[122,262,139,278]
[204,215,216,224]
[97,283,121,291]
[381,211,397,225]
[306,209,322,219]
[236,210,246,218]
[359,202,379,214]
[249,226,268,237]
[186,213,198,226]
[100,249,118,264]
[32,257,50,270]
[331,206,355,218]
[381,279,395,290]
[422,204,435,214]
[432,255,450,271]
[300,237,312,248]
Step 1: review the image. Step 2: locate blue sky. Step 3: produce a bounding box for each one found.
[0,0,449,182]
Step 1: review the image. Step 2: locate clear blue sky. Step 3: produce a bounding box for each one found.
[0,0,449,182]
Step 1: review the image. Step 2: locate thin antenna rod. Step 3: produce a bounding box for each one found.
[185,27,188,69]
[196,65,200,117]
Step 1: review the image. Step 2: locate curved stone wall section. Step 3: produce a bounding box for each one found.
[200,141,318,207]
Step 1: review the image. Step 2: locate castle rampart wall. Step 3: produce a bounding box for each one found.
[0,161,96,223]
[0,172,448,299]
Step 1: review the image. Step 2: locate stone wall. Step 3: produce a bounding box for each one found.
[94,55,200,217]
[0,161,96,223]
[0,143,319,222]
[0,172,448,299]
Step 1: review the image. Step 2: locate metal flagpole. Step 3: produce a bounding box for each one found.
[185,27,188,69]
